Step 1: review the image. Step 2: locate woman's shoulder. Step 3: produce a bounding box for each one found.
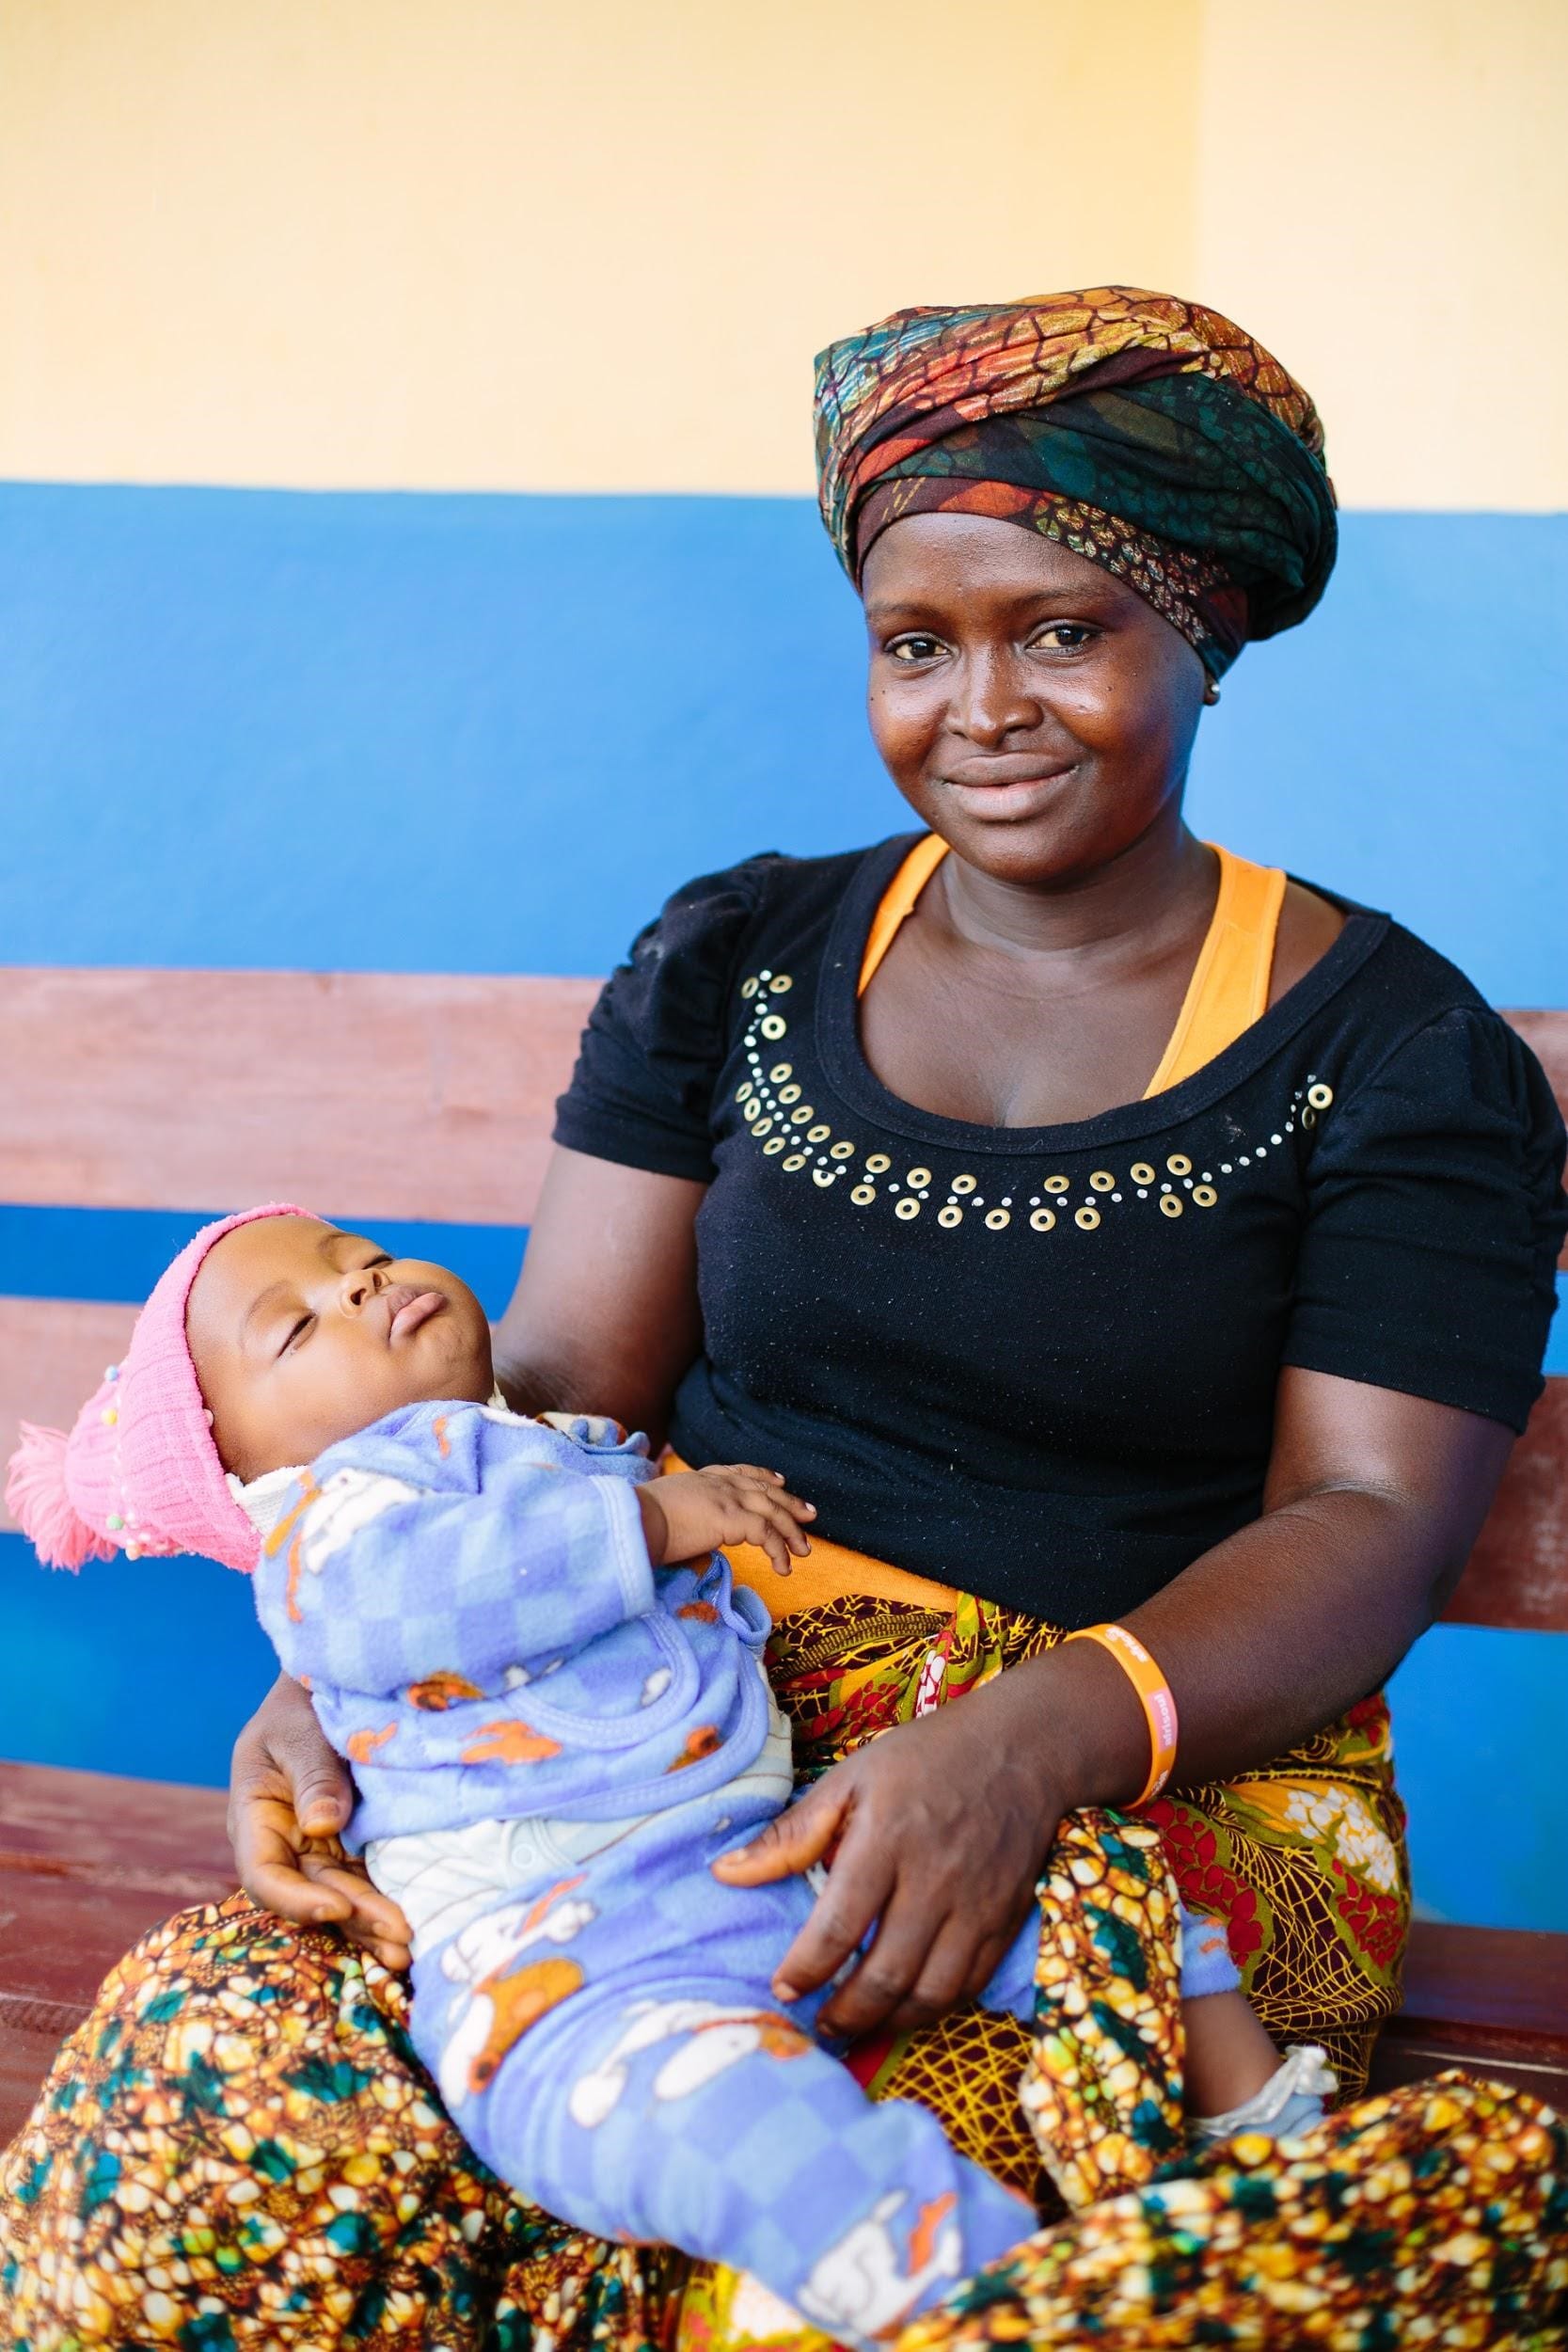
[552,837,911,1182]
[1281,893,1566,1436]
[1291,885,1563,1159]
[652,835,909,935]
[1204,864,1561,1173]
[622,834,913,997]
[1268,879,1347,1006]
[1286,873,1497,1038]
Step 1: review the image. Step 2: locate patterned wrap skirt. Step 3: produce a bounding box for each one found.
[3,1586,1564,2349]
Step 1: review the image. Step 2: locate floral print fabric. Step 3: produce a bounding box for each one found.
[768,1592,1409,2108]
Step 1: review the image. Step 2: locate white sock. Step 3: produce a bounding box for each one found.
[1189,2043,1338,2146]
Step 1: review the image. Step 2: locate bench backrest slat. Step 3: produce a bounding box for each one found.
[0,969,598,1224]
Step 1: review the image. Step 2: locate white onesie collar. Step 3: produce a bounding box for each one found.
[228,1389,516,1538]
[228,1462,306,1542]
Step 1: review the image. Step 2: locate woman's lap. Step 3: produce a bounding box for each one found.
[0,1891,1033,2349]
[1146,1692,1409,2094]
[0,1893,685,2349]
[771,1594,1410,2103]
[2,1827,1561,2350]
[0,1600,1428,2346]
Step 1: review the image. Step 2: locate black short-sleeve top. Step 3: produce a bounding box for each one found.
[555,834,1567,1624]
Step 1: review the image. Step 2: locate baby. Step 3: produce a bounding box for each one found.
[10,1205,1331,2347]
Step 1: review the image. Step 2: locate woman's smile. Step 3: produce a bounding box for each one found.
[936,759,1080,823]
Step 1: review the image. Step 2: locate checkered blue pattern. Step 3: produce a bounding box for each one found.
[413,1783,1037,2347]
[249,1401,773,1849]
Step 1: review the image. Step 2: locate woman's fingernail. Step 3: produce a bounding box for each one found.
[772,1979,799,2003]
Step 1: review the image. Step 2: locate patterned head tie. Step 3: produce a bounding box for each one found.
[814,286,1337,679]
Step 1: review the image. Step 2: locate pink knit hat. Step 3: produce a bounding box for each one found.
[6,1204,314,1576]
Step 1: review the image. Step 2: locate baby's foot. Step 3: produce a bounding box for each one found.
[1188,2043,1338,2148]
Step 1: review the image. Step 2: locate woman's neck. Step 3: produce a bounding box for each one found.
[933,811,1218,984]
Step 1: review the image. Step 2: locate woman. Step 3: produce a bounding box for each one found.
[5,289,1564,2348]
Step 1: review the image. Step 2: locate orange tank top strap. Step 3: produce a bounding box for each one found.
[1142,845,1287,1096]
[660,1451,959,1613]
[855,833,1286,1093]
[857,833,950,996]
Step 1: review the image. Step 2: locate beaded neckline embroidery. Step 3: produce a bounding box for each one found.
[734,968,1333,1235]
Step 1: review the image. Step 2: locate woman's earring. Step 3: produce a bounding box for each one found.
[1203,681,1221,706]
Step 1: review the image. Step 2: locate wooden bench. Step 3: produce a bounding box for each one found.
[2,969,1564,2146]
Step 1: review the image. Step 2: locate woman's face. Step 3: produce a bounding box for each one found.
[862,513,1210,888]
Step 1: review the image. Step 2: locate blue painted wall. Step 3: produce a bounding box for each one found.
[3,487,1565,999]
[2,483,1563,1930]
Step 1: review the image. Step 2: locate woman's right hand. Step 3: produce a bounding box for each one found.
[229,1673,412,1972]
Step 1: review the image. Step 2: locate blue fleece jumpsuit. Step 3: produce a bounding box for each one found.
[250,1400,1224,2344]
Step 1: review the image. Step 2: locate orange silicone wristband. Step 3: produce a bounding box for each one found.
[1062,1622,1179,1805]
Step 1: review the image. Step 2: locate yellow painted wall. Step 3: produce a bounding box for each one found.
[1194,0,1568,510]
[1,0,1563,503]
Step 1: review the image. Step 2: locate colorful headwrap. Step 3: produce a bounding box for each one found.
[814,287,1337,678]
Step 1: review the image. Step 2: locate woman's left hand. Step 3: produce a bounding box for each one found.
[712,1667,1069,2038]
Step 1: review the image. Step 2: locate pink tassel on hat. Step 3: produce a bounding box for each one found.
[5,1419,117,1571]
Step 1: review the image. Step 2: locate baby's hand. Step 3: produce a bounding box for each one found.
[538,1409,627,1449]
[637,1465,815,1578]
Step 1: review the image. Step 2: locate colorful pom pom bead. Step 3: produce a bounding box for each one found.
[125,1542,141,1561]
[106,1512,124,1532]
[101,1406,118,1426]
[104,1364,120,1382]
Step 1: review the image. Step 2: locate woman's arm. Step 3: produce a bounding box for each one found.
[492,1146,707,1442]
[1107,1369,1514,1776]
[230,1147,708,1940]
[719,1367,1514,2036]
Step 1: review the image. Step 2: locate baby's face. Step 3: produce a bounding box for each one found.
[187,1216,494,1482]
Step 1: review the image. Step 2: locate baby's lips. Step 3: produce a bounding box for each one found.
[386,1287,448,1342]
